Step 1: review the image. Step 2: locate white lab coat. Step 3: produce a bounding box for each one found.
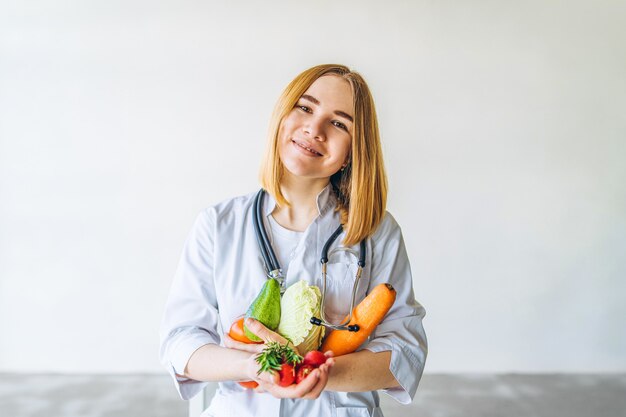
[159,184,428,417]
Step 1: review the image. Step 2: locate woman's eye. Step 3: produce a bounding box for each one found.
[333,121,348,131]
[298,105,311,113]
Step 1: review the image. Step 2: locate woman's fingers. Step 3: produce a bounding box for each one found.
[257,364,332,399]
[256,369,279,386]
[302,365,329,399]
[303,361,335,400]
[223,333,265,353]
[253,361,334,400]
[276,368,320,398]
[255,371,282,395]
[245,318,289,345]
[295,367,322,395]
[222,333,241,348]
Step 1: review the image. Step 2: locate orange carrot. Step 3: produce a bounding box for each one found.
[238,380,259,389]
[321,283,396,356]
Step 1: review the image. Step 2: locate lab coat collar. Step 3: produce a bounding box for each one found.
[263,183,336,217]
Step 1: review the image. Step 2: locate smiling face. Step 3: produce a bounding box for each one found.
[277,75,354,180]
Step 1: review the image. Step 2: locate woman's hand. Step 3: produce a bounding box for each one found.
[247,318,299,351]
[226,318,335,399]
[223,332,265,354]
[224,318,299,354]
[254,358,334,399]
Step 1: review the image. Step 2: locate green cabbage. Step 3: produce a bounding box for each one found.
[277,280,326,354]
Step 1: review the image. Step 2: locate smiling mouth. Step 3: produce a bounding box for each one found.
[292,139,323,156]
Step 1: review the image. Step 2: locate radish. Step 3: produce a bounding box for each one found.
[302,350,326,368]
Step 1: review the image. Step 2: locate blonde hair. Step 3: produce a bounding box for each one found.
[259,64,388,246]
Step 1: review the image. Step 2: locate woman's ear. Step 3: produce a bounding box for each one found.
[344,152,352,166]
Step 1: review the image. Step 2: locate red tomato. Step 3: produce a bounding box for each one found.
[303,350,326,368]
[277,363,295,387]
[229,317,263,344]
[295,364,315,384]
[238,381,259,389]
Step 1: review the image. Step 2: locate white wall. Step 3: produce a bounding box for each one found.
[1,0,624,374]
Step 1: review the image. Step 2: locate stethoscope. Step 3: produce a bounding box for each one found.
[252,189,365,332]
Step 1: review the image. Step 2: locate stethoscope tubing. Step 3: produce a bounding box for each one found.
[254,189,281,275]
[253,188,366,332]
[252,190,272,273]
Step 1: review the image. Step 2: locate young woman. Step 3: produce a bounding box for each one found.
[159,64,428,417]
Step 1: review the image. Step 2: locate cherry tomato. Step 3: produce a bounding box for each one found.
[229,317,263,344]
[277,363,295,387]
[295,364,315,384]
[302,350,326,368]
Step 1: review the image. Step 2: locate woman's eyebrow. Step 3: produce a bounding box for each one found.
[301,94,353,123]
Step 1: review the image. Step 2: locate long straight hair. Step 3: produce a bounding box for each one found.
[259,64,388,246]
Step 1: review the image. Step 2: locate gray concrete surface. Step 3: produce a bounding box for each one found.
[1,373,625,417]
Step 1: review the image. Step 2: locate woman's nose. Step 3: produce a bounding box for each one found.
[302,118,326,141]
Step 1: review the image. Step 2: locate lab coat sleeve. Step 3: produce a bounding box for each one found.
[362,213,428,405]
[159,207,221,400]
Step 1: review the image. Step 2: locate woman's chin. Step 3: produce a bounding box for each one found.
[282,163,330,180]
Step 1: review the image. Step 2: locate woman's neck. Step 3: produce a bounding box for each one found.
[271,173,330,232]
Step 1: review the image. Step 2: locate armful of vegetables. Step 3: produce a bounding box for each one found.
[228,280,396,389]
